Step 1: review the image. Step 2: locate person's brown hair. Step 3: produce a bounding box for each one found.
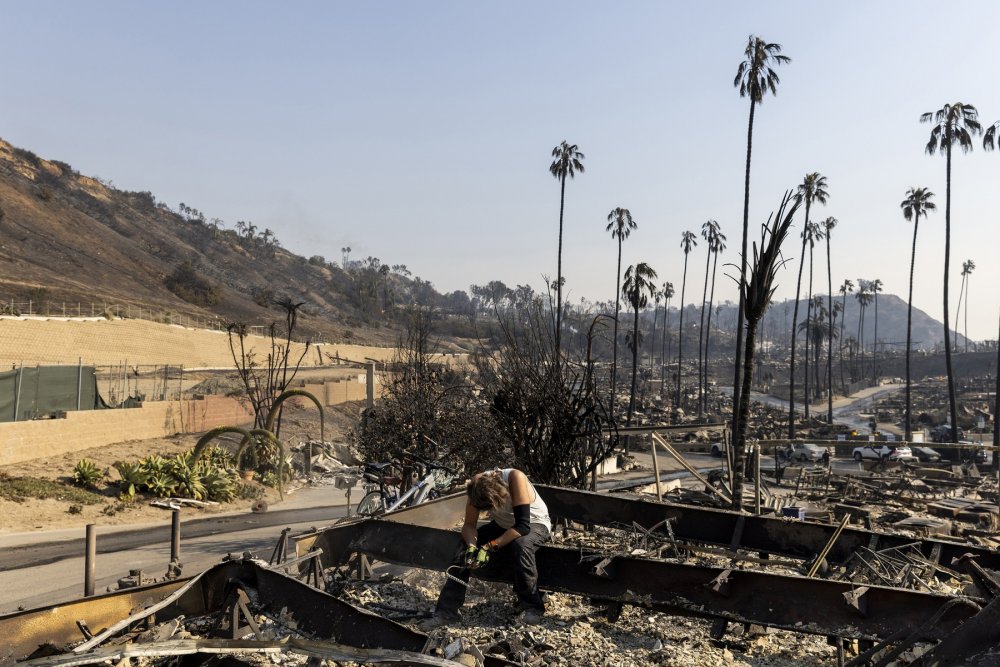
[467,472,508,511]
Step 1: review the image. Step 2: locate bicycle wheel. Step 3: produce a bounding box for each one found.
[356,491,387,516]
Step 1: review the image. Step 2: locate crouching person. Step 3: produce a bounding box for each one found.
[423,468,551,628]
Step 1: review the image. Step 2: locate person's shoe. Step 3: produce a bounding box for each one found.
[517,608,544,625]
[419,611,461,630]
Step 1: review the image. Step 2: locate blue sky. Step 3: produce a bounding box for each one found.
[4,1,1000,339]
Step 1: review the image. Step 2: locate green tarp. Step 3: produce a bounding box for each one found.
[0,365,100,423]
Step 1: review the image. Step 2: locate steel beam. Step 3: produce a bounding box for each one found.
[536,485,1000,571]
[0,559,429,666]
[308,519,980,641]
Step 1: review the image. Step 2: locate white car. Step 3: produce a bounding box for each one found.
[852,445,915,463]
[790,443,830,462]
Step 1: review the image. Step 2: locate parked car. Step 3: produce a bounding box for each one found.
[710,442,726,457]
[790,443,830,462]
[912,446,942,463]
[852,445,916,463]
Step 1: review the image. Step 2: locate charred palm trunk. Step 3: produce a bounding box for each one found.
[993,310,999,471]
[697,246,711,419]
[733,100,756,442]
[905,219,919,441]
[788,225,809,438]
[627,305,640,429]
[944,140,959,443]
[676,255,690,420]
[804,241,814,417]
[555,174,566,363]
[705,251,720,416]
[825,237,834,422]
[733,314,759,511]
[611,239,622,402]
[840,291,848,391]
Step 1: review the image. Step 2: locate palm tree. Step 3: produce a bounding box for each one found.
[733,191,800,510]
[955,259,975,352]
[803,222,825,413]
[855,282,873,381]
[649,288,662,373]
[789,173,829,436]
[549,141,585,361]
[922,103,981,443]
[697,220,721,419]
[821,217,837,422]
[606,207,637,400]
[623,262,658,430]
[869,278,883,384]
[660,281,675,394]
[676,231,698,418]
[703,229,727,415]
[732,36,791,439]
[901,187,936,441]
[838,279,854,390]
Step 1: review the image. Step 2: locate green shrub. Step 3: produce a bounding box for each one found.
[72,459,103,488]
[113,461,148,499]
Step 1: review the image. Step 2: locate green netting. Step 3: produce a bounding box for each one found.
[0,365,100,423]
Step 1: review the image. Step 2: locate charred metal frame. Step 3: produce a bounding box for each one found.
[303,518,981,641]
[535,485,1000,571]
[0,558,430,666]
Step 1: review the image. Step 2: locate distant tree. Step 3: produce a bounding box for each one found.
[341,247,352,270]
[789,172,828,436]
[869,278,883,383]
[955,259,975,352]
[676,231,698,418]
[732,35,791,439]
[901,187,936,441]
[623,262,658,431]
[922,102,981,443]
[703,230,726,415]
[696,220,720,419]
[821,216,837,422]
[660,281,675,394]
[838,279,854,389]
[549,140,586,360]
[606,207,637,402]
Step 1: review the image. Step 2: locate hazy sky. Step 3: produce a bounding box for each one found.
[5,2,1000,339]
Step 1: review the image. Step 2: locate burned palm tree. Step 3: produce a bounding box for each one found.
[732,191,800,510]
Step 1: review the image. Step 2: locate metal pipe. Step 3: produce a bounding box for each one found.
[84,524,96,597]
[170,510,181,563]
[12,361,22,422]
[77,357,83,411]
[754,444,761,514]
[650,435,662,500]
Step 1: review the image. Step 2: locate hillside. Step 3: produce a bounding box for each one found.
[0,139,475,345]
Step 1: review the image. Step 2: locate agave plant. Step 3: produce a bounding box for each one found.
[72,459,103,488]
[113,461,148,499]
[201,469,236,502]
[140,455,169,477]
[146,472,177,498]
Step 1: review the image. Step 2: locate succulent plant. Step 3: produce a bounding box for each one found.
[72,459,103,488]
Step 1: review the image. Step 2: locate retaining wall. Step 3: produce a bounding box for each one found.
[0,395,253,466]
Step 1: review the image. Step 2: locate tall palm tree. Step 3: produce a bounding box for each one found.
[606,207,637,400]
[855,282,873,381]
[549,141,585,361]
[676,231,698,418]
[703,229,727,415]
[623,262,658,430]
[732,36,791,439]
[697,220,721,419]
[660,281,675,394]
[838,279,854,391]
[649,288,662,372]
[821,217,837,422]
[789,173,829,436]
[870,278,883,384]
[955,259,975,352]
[922,103,981,443]
[901,187,936,441]
[803,222,824,412]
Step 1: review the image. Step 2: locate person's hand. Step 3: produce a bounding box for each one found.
[464,544,490,570]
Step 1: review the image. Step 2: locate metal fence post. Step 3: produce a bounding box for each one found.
[170,509,181,563]
[84,524,96,596]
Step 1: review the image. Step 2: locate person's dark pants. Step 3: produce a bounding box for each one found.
[434,521,550,617]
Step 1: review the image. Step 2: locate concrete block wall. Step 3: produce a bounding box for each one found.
[0,395,253,466]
